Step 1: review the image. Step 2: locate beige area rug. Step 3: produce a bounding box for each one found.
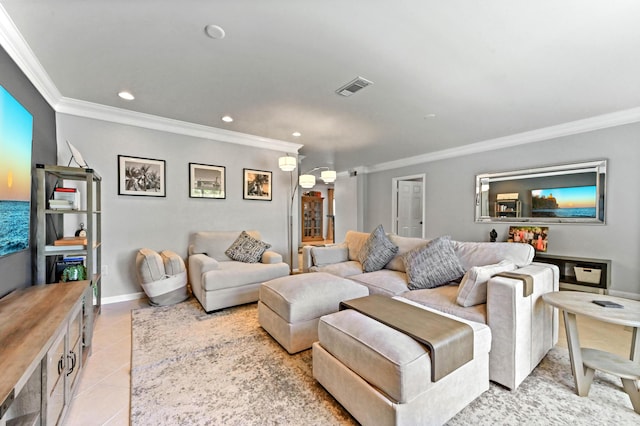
[131,298,638,425]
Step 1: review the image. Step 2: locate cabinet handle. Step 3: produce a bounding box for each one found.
[57,356,64,375]
[67,351,77,376]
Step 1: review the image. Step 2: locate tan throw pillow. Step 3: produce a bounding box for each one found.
[225,231,271,263]
[456,260,517,307]
[401,236,465,290]
[358,225,398,272]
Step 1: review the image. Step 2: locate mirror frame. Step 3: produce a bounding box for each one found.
[475,160,607,224]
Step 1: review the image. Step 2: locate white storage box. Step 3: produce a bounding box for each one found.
[574,266,601,284]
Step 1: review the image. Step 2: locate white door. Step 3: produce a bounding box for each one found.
[396,180,423,237]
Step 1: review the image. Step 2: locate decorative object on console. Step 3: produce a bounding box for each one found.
[243,168,272,201]
[401,235,466,290]
[189,163,225,199]
[358,224,398,272]
[508,226,548,252]
[490,228,497,242]
[118,155,166,197]
[225,231,271,263]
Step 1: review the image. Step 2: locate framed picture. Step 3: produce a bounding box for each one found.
[243,168,272,201]
[189,163,226,199]
[118,155,166,197]
[508,226,549,252]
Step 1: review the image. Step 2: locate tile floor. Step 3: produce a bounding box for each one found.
[63,296,634,425]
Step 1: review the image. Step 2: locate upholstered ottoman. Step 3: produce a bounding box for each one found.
[313,297,492,426]
[258,272,369,354]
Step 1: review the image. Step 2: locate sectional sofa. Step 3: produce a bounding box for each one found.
[302,230,559,390]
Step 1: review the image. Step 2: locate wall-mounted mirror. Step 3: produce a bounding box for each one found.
[475,160,606,224]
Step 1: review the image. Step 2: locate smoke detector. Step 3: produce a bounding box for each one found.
[335,76,373,97]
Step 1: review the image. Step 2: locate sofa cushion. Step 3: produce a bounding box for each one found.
[201,261,289,291]
[400,285,487,324]
[348,269,409,297]
[311,244,349,266]
[358,225,398,272]
[225,231,271,263]
[345,231,370,261]
[386,235,429,272]
[456,260,517,307]
[453,241,534,269]
[401,236,465,290]
[191,230,262,261]
[310,261,363,277]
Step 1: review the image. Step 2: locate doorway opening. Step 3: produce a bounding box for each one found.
[392,174,425,238]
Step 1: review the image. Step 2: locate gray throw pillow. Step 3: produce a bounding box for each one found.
[358,225,398,272]
[401,236,465,290]
[225,231,271,263]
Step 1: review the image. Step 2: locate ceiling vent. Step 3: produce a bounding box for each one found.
[335,76,373,97]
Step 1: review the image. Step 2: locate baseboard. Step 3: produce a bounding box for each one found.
[607,289,640,300]
[102,292,146,305]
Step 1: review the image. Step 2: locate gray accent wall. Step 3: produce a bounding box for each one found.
[56,114,295,301]
[363,123,640,297]
[0,46,56,298]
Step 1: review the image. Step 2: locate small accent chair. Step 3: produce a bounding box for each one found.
[136,248,189,306]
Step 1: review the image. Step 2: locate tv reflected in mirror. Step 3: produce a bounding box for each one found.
[475,160,606,224]
[0,85,34,257]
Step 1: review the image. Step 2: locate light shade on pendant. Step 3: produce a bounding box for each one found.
[320,170,337,183]
[299,174,316,188]
[278,156,297,171]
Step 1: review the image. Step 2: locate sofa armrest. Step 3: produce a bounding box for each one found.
[302,246,314,272]
[486,262,559,389]
[189,253,219,273]
[261,250,283,264]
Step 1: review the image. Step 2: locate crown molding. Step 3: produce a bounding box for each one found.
[364,107,640,174]
[0,5,61,106]
[0,5,302,154]
[56,97,303,153]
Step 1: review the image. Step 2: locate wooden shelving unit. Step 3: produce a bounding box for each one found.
[35,164,102,324]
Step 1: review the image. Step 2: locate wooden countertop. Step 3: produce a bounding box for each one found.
[0,281,88,412]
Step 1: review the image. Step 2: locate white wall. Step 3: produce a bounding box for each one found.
[334,172,365,242]
[363,122,640,298]
[56,114,297,300]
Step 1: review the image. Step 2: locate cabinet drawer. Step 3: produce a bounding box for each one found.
[67,340,82,394]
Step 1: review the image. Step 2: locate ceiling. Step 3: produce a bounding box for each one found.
[2,1,640,172]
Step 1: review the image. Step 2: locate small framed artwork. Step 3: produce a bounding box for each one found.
[118,155,166,197]
[189,163,226,199]
[508,226,549,252]
[243,168,272,201]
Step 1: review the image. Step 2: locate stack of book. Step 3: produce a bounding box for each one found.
[51,236,87,251]
[50,187,80,209]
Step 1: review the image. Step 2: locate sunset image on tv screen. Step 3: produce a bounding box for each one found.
[0,85,33,257]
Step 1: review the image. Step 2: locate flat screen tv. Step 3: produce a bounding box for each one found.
[531,185,597,219]
[0,85,34,257]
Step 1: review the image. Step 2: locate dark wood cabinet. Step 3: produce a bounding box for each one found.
[301,196,324,242]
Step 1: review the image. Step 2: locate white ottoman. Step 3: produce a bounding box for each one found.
[258,272,369,354]
[313,297,491,426]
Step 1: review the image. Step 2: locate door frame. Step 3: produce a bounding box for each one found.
[391,174,426,238]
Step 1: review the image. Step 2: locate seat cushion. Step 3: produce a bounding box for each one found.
[201,261,289,291]
[260,272,369,323]
[400,285,487,324]
[348,269,409,297]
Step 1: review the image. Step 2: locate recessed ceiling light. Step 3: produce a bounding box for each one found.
[292,131,301,137]
[222,115,233,123]
[118,91,135,101]
[424,113,437,119]
[204,24,226,39]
